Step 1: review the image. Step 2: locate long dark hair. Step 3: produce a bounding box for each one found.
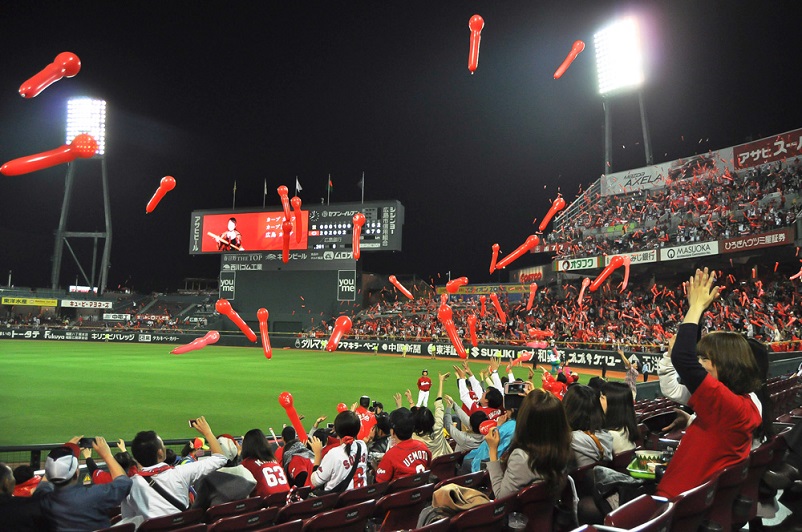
[241,429,276,461]
[414,407,435,437]
[503,389,571,498]
[746,338,775,441]
[334,411,361,456]
[601,382,639,444]
[563,384,605,432]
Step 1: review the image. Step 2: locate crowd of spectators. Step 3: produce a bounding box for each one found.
[547,159,802,260]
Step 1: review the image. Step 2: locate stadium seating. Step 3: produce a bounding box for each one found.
[433,471,489,494]
[263,490,292,508]
[515,480,556,532]
[385,470,430,494]
[668,475,719,532]
[96,524,135,532]
[205,496,263,523]
[301,498,375,532]
[414,517,451,531]
[275,493,338,524]
[610,449,637,474]
[428,451,462,484]
[447,494,517,531]
[336,480,389,508]
[706,457,749,531]
[372,483,435,531]
[138,508,205,531]
[733,437,776,526]
[208,507,279,531]
[252,520,303,532]
[604,495,673,530]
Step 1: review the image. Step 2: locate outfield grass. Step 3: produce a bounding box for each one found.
[0,340,600,446]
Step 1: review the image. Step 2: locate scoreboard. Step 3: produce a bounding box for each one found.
[189,201,404,271]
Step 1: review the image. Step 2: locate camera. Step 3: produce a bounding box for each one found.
[327,423,335,429]
[503,381,527,410]
[188,419,197,427]
[78,437,96,449]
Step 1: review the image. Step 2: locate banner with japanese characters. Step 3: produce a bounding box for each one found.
[1,297,59,307]
[61,299,113,309]
[733,128,802,169]
[720,228,794,254]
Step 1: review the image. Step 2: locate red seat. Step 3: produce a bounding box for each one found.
[95,524,135,532]
[385,470,429,494]
[433,470,489,494]
[428,451,462,484]
[669,475,719,532]
[251,520,303,532]
[516,481,555,532]
[301,499,375,532]
[206,496,263,523]
[208,507,279,531]
[263,490,292,508]
[139,509,205,531]
[604,494,672,530]
[373,483,435,531]
[170,526,207,532]
[707,457,749,531]
[448,494,517,532]
[610,449,637,474]
[275,493,338,524]
[733,438,776,526]
[640,412,676,435]
[414,517,450,531]
[336,481,388,508]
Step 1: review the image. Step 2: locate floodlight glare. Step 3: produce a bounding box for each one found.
[66,98,106,156]
[594,17,644,95]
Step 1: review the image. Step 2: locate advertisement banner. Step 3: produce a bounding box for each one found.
[103,313,132,321]
[659,241,719,262]
[604,250,658,266]
[1,297,59,306]
[733,128,802,169]
[509,265,556,284]
[219,271,236,300]
[529,242,572,254]
[337,270,357,301]
[720,228,794,254]
[61,300,113,309]
[554,257,600,272]
[600,164,668,197]
[435,284,530,295]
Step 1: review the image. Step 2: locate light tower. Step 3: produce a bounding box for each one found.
[51,98,112,293]
[594,17,652,174]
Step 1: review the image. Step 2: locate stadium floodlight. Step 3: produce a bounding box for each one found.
[66,98,106,156]
[594,17,644,96]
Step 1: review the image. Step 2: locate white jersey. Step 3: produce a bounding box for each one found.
[310,441,368,492]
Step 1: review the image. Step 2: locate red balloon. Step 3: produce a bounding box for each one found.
[325,315,352,352]
[589,255,625,292]
[215,298,257,342]
[278,392,308,444]
[352,213,366,260]
[489,293,506,325]
[467,313,478,347]
[291,196,303,243]
[257,307,272,359]
[170,330,219,355]
[620,256,631,292]
[578,277,591,306]
[527,328,554,339]
[479,419,497,436]
[277,185,291,221]
[440,293,449,305]
[479,295,487,318]
[495,235,539,270]
[146,176,176,214]
[337,402,349,413]
[446,276,468,294]
[19,51,81,98]
[389,275,414,300]
[489,243,500,274]
[281,220,293,263]
[538,197,567,233]
[1,134,98,176]
[553,40,586,80]
[468,15,484,73]
[438,303,467,359]
[511,350,534,367]
[526,282,538,311]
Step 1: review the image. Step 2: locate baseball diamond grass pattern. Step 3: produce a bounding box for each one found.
[0,340,596,446]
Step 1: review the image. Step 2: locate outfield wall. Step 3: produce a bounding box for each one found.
[3,327,799,375]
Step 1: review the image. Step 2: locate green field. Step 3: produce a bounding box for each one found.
[0,340,595,446]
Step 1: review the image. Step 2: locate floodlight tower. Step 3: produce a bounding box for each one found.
[594,17,652,174]
[51,98,112,293]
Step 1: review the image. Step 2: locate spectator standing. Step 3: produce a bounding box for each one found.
[416,369,432,407]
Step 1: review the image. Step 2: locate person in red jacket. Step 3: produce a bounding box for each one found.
[416,369,432,407]
[355,396,376,441]
[375,408,431,483]
[241,429,290,497]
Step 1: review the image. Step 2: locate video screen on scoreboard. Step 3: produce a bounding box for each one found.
[199,211,309,253]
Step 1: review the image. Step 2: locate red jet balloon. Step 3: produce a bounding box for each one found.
[257,307,272,359]
[446,276,468,294]
[438,303,467,359]
[478,419,497,436]
[352,213,366,260]
[577,277,591,306]
[215,299,257,342]
[467,313,478,347]
[146,176,176,214]
[281,220,293,263]
[468,15,485,73]
[278,392,308,444]
[489,243,500,274]
[489,293,507,324]
[337,402,349,413]
[277,185,291,221]
[389,275,414,299]
[291,196,303,243]
[479,295,487,318]
[19,52,81,98]
[170,330,219,355]
[495,235,539,270]
[325,315,352,352]
[1,134,97,176]
[553,40,585,79]
[589,255,625,292]
[526,282,538,311]
[538,196,567,233]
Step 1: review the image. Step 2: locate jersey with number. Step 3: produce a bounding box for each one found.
[375,439,431,483]
[241,458,290,496]
[355,406,376,441]
[310,441,368,492]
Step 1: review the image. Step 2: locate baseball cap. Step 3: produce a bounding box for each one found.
[216,435,239,461]
[422,369,428,374]
[45,443,80,485]
[189,437,210,451]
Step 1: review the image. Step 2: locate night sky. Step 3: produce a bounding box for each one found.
[1,1,801,292]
